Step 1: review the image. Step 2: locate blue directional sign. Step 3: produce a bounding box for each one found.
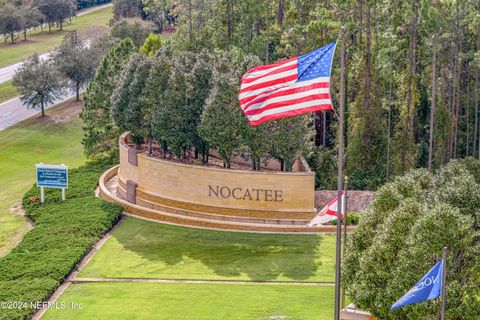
[36,164,68,189]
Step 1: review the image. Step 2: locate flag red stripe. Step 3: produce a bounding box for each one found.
[240,74,297,94]
[245,94,331,116]
[241,63,297,84]
[242,82,330,110]
[248,104,333,126]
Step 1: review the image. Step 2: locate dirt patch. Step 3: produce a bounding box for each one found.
[8,203,25,216]
[48,100,83,123]
[0,204,33,258]
[26,98,83,126]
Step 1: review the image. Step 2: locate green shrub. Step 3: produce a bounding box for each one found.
[0,162,122,320]
[330,211,361,225]
[343,160,480,319]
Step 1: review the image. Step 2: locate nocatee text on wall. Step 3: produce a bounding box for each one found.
[208,185,283,202]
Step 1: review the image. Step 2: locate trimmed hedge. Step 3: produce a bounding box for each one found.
[0,163,122,320]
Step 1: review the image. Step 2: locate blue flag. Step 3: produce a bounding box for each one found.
[390,260,443,310]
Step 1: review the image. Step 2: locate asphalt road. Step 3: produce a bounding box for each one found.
[0,3,112,85]
[0,94,78,131]
[0,3,111,131]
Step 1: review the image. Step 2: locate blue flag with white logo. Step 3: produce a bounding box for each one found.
[391,260,443,310]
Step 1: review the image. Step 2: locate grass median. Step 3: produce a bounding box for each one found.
[0,6,112,68]
[0,81,17,104]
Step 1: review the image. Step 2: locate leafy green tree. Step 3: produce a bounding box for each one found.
[81,38,137,159]
[111,18,154,46]
[34,0,75,32]
[53,31,96,101]
[139,33,162,57]
[12,54,64,117]
[268,116,313,171]
[144,46,173,155]
[343,160,480,319]
[111,53,152,146]
[153,51,213,158]
[21,5,43,41]
[306,146,337,189]
[113,0,144,19]
[141,0,170,31]
[240,124,271,170]
[198,59,245,168]
[0,4,24,43]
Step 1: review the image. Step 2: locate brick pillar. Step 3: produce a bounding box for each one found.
[126,180,138,204]
[128,147,139,166]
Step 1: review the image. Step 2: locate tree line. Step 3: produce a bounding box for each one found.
[0,0,111,43]
[12,30,115,115]
[82,38,312,171]
[11,9,158,116]
[125,0,480,191]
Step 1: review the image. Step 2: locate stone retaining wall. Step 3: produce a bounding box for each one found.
[117,132,316,220]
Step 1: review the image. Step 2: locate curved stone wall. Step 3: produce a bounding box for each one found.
[117,132,316,220]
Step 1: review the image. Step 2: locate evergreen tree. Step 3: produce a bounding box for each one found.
[144,46,174,155]
[198,58,246,168]
[153,51,213,158]
[139,33,162,57]
[111,53,152,145]
[268,116,313,171]
[80,38,137,159]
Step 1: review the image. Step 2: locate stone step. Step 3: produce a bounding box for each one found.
[135,196,311,226]
[117,178,314,220]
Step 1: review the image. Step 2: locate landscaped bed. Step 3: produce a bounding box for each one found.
[0,162,122,320]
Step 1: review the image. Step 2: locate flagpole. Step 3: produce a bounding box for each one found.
[334,27,346,320]
[341,176,348,309]
[440,246,447,320]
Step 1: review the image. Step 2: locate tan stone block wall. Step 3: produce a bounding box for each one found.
[118,132,316,216]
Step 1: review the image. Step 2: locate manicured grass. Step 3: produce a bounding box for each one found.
[42,282,334,320]
[0,101,85,255]
[0,80,17,104]
[79,217,336,282]
[0,6,112,68]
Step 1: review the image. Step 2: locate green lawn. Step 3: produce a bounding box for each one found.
[0,6,112,68]
[42,282,334,320]
[0,80,17,104]
[79,217,336,282]
[0,101,85,255]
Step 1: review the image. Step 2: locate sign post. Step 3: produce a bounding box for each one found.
[35,163,68,203]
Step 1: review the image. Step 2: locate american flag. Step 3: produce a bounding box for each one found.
[239,41,337,126]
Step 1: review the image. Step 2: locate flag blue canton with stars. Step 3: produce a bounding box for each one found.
[297,41,336,82]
